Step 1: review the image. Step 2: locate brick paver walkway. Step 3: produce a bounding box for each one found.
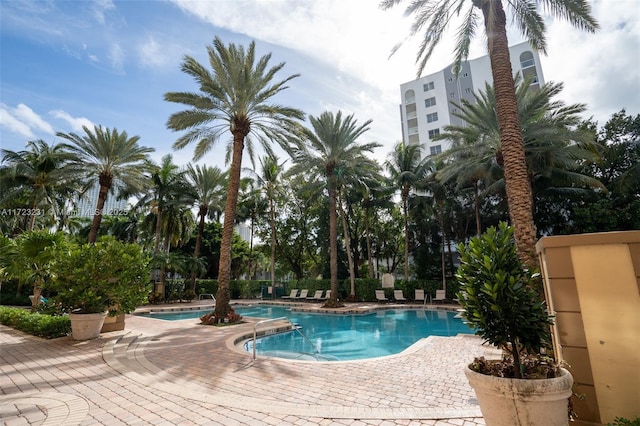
[1,303,500,425]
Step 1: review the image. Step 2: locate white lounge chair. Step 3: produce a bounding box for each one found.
[432,289,446,304]
[281,289,299,300]
[321,289,331,300]
[415,289,425,303]
[375,290,388,303]
[393,290,407,303]
[294,289,309,300]
[307,290,324,301]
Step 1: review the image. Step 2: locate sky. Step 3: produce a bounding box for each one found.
[1,0,639,172]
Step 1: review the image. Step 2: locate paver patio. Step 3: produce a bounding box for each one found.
[1,302,500,425]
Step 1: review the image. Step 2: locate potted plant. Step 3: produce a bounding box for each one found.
[47,237,151,340]
[455,222,573,426]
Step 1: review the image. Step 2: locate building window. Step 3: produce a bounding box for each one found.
[423,81,434,91]
[520,51,535,69]
[448,77,453,82]
[428,128,440,139]
[427,112,438,123]
[465,88,471,94]
[449,92,456,98]
[430,145,442,156]
[463,72,469,77]
[424,97,436,108]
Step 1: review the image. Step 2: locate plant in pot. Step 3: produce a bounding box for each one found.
[455,222,573,426]
[47,237,151,340]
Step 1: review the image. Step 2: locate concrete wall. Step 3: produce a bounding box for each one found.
[536,231,640,425]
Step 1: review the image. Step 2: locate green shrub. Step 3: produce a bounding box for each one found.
[456,222,554,379]
[608,418,640,426]
[47,238,151,315]
[0,306,70,338]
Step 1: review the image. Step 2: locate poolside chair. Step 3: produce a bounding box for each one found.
[307,290,324,302]
[415,289,425,303]
[294,289,309,300]
[432,289,446,304]
[321,289,331,300]
[281,289,299,300]
[375,290,388,303]
[393,290,407,303]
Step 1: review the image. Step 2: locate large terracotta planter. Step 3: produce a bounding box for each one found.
[465,366,573,426]
[69,312,107,340]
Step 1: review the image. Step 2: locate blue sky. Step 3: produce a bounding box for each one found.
[1,0,639,171]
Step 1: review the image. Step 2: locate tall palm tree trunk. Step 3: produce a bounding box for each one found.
[269,197,276,296]
[328,180,339,306]
[153,208,163,253]
[438,204,447,291]
[480,0,537,267]
[190,206,207,292]
[338,194,356,298]
[215,131,245,319]
[365,208,374,279]
[402,193,409,281]
[89,175,111,243]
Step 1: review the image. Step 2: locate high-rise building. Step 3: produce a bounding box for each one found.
[74,181,129,218]
[399,42,544,156]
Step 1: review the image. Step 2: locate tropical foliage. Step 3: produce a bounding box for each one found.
[0,35,636,313]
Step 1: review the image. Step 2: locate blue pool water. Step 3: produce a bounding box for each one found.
[136,304,473,361]
[245,307,471,361]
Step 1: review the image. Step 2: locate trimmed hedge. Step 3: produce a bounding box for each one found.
[0,306,70,339]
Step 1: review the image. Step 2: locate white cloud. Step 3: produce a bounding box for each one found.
[49,110,95,132]
[0,104,35,138]
[14,103,55,134]
[542,0,640,124]
[0,103,55,139]
[92,0,116,25]
[138,35,179,69]
[108,42,125,73]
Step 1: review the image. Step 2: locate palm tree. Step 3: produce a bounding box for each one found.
[335,158,381,298]
[165,37,304,319]
[288,111,379,307]
[185,163,228,291]
[57,125,154,243]
[245,155,286,293]
[138,155,194,254]
[1,140,78,231]
[14,230,66,310]
[235,178,269,280]
[436,77,603,234]
[381,0,599,266]
[385,142,430,281]
[357,177,395,278]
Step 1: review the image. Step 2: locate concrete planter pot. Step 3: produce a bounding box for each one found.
[69,312,107,340]
[465,366,573,426]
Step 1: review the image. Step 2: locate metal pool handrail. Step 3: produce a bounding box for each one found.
[251,316,317,360]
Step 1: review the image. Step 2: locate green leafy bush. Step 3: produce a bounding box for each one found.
[455,222,555,379]
[46,237,151,315]
[0,306,70,338]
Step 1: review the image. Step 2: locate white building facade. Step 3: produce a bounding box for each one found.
[399,42,544,156]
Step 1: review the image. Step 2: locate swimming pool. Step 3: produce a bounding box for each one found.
[136,304,473,361]
[244,307,471,361]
